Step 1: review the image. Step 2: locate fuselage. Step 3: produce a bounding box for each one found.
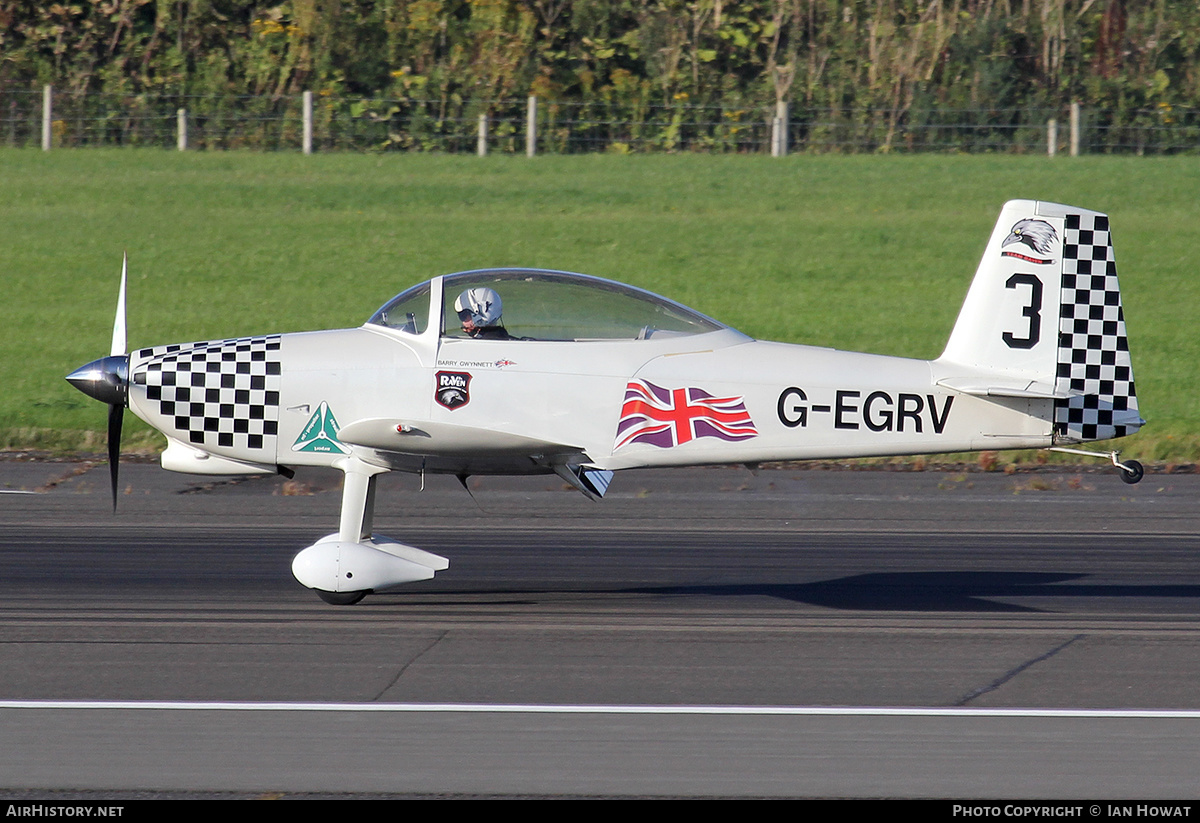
[126,321,1054,478]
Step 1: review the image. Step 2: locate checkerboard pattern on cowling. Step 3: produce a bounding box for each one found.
[133,336,282,453]
[1053,213,1139,441]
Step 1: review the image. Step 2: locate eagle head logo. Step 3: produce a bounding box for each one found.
[1002,219,1058,256]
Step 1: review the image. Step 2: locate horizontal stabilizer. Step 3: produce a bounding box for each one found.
[936,377,1070,400]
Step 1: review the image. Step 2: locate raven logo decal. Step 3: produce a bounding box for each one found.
[1001,218,1058,264]
[435,371,471,410]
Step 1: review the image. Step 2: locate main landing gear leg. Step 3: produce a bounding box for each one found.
[1044,447,1144,485]
[290,458,450,604]
[311,458,388,605]
[338,459,384,544]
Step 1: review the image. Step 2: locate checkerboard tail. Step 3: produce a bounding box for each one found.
[939,200,1142,443]
[1051,207,1142,442]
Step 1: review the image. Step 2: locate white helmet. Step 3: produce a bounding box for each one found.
[454,287,503,327]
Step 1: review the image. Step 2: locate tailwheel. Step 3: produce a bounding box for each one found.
[1045,447,1148,485]
[1118,459,1144,485]
[315,589,367,606]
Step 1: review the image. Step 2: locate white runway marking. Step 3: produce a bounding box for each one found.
[3,701,1200,718]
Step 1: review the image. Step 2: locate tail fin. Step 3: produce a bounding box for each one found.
[938,200,1142,442]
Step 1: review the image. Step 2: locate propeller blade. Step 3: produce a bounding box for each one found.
[107,402,123,511]
[110,252,127,357]
[65,254,133,510]
[109,253,128,510]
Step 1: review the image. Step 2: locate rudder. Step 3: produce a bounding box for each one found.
[1052,206,1141,442]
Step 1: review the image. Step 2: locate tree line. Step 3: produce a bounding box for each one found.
[2,2,1197,140]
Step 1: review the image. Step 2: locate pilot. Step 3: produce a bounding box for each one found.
[454,287,512,340]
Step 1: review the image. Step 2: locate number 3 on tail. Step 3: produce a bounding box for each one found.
[1002,273,1042,349]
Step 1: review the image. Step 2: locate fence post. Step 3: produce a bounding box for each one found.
[526,95,537,157]
[477,113,488,157]
[41,84,52,151]
[1047,118,1057,157]
[177,108,187,151]
[771,101,789,157]
[302,90,313,155]
[1069,102,1080,157]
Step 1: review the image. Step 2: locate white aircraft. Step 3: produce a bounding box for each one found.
[68,200,1144,604]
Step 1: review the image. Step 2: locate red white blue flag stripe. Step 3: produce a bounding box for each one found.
[615,380,757,449]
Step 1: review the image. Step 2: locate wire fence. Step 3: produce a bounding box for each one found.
[3,88,1198,155]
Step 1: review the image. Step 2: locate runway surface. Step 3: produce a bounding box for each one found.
[1,460,1198,797]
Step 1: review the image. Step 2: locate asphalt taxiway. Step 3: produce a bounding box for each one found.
[1,460,1198,797]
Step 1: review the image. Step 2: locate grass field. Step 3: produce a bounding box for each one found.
[3,149,1198,461]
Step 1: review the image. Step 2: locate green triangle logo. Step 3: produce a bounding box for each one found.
[292,401,350,454]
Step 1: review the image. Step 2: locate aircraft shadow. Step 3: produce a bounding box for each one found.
[634,571,1200,613]
[374,572,1200,614]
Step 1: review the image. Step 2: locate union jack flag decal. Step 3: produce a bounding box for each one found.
[615,379,758,449]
